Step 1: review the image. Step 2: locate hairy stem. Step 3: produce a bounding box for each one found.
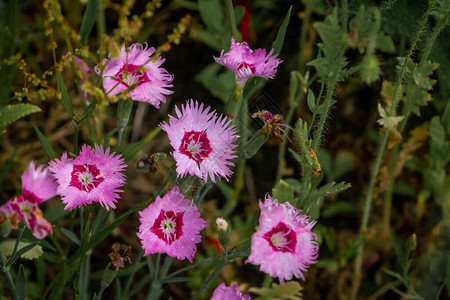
[351,1,436,298]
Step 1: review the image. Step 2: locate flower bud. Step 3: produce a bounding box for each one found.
[406,233,417,252]
[216,218,230,248]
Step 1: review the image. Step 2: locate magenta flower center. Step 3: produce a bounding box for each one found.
[179,131,213,164]
[151,210,184,245]
[115,64,149,87]
[70,164,104,193]
[238,62,256,74]
[22,189,42,204]
[263,222,297,253]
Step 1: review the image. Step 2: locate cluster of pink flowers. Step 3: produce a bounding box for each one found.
[0,162,58,239]
[1,38,319,293]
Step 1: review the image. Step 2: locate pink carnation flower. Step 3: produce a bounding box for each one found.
[0,162,57,239]
[160,100,238,183]
[211,282,251,300]
[96,43,174,108]
[49,144,126,210]
[214,37,282,86]
[137,187,207,262]
[246,194,319,283]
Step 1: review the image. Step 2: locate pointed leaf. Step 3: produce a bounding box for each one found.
[79,0,99,46]
[34,126,56,160]
[56,71,74,118]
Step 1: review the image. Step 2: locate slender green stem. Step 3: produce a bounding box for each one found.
[223,0,240,40]
[382,13,448,237]
[299,0,312,73]
[73,125,79,155]
[0,264,18,300]
[162,255,222,281]
[351,1,436,298]
[311,77,338,150]
[191,259,228,300]
[275,72,310,182]
[419,15,449,69]
[307,82,325,135]
[97,0,106,45]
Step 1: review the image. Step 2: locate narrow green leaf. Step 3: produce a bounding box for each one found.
[271,6,292,55]
[0,104,41,127]
[34,126,56,160]
[56,71,74,118]
[78,98,97,124]
[79,0,99,46]
[16,264,26,300]
[160,277,193,284]
[60,228,81,246]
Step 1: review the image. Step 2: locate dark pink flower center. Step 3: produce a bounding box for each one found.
[263,222,297,253]
[151,210,184,245]
[238,62,256,74]
[70,164,104,193]
[22,189,42,204]
[115,64,150,88]
[179,131,213,164]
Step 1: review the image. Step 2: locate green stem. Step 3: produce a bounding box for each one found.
[299,0,312,73]
[419,15,449,69]
[276,72,310,182]
[382,13,448,238]
[223,0,240,40]
[191,259,228,300]
[97,0,106,45]
[0,265,18,300]
[73,125,79,155]
[311,77,338,150]
[351,1,436,298]
[162,255,222,281]
[308,81,325,135]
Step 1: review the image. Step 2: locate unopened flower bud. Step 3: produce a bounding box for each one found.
[216,218,230,248]
[406,233,417,252]
[216,218,228,231]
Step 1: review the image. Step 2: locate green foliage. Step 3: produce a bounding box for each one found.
[249,281,303,300]
[79,0,99,46]
[0,0,18,104]
[34,125,56,160]
[56,71,75,119]
[272,180,295,204]
[0,103,41,128]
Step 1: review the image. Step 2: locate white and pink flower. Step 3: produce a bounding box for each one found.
[49,144,126,210]
[246,194,319,283]
[160,100,238,183]
[137,187,207,262]
[96,43,174,108]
